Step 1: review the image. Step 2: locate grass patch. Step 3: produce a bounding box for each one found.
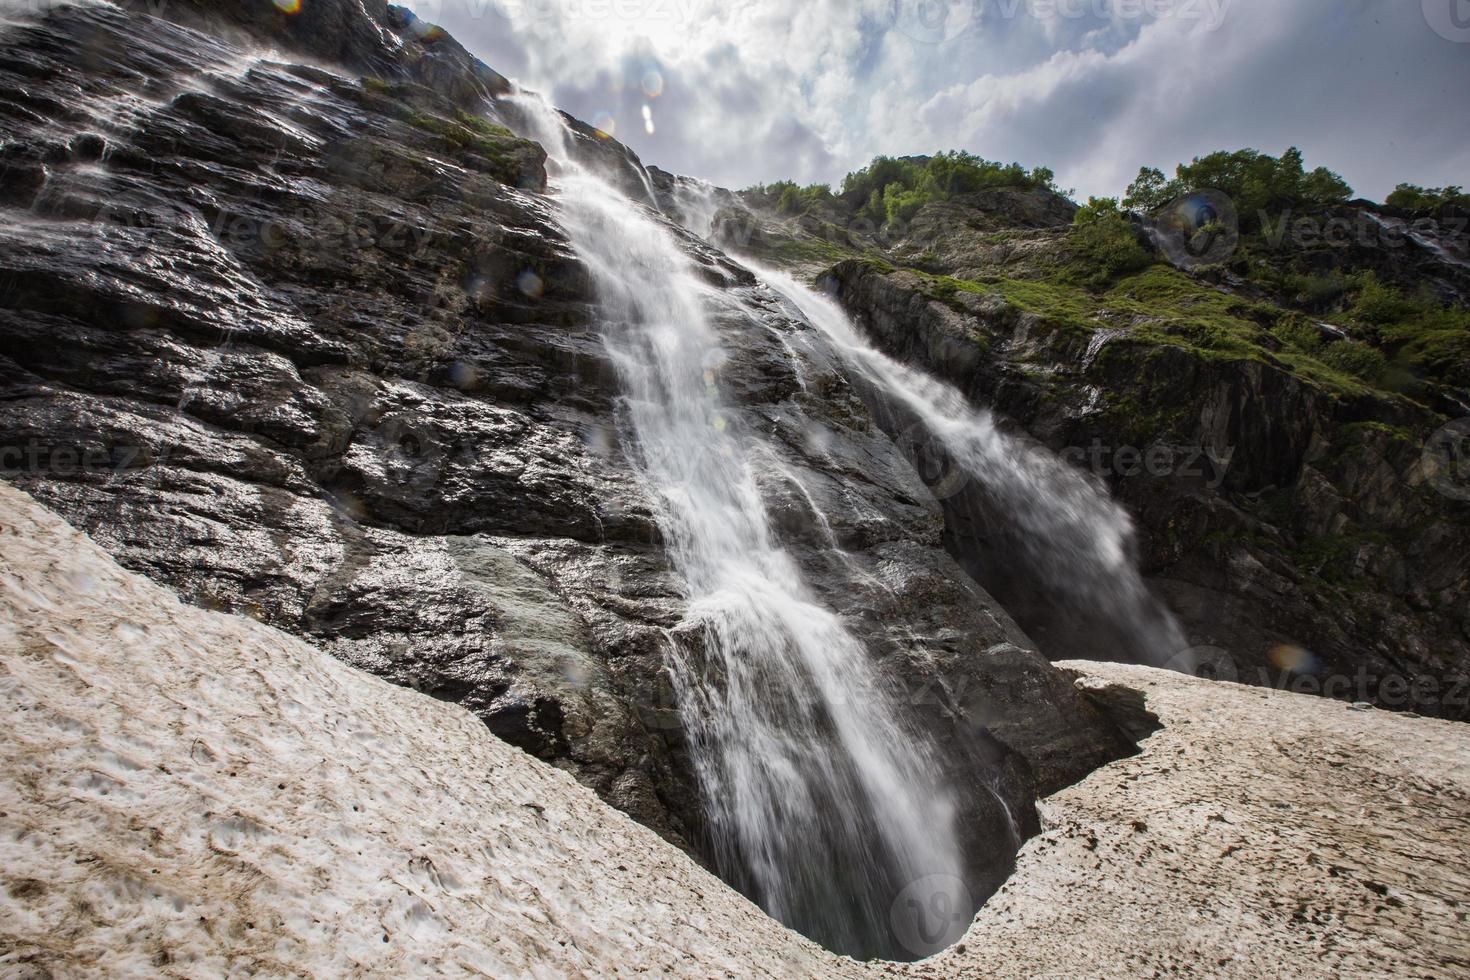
[362,77,399,95]
[922,263,1440,401]
[764,235,853,266]
[1292,530,1392,587]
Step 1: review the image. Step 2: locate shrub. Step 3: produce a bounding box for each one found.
[1282,271,1349,311]
[1350,273,1422,325]
[1340,274,1470,389]
[1067,197,1154,289]
[744,180,833,216]
[838,151,1060,227]
[1319,340,1386,382]
[1385,183,1470,212]
[1122,147,1352,228]
[1274,318,1324,353]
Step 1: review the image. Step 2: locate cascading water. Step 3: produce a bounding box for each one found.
[668,175,723,239]
[505,93,970,961]
[751,265,1189,668]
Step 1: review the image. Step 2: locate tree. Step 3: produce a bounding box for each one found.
[1124,148,1352,231]
[837,151,1061,226]
[1068,197,1154,288]
[1385,183,1470,212]
[1300,166,1353,207]
[1123,167,1169,211]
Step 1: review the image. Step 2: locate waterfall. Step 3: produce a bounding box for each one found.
[669,175,723,239]
[752,266,1188,667]
[505,94,970,961]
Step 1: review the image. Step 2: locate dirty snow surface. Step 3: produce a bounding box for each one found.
[2,481,1469,978]
[0,482,835,977]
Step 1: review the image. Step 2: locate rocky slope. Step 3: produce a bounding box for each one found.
[0,0,1142,929]
[725,178,1470,720]
[4,483,1467,977]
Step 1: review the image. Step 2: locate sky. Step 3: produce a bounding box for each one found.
[421,0,1470,202]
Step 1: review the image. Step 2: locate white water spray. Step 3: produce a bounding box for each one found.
[506,94,970,961]
[753,265,1188,666]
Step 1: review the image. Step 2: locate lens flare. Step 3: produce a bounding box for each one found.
[642,104,655,135]
[1268,643,1321,674]
[641,69,664,98]
[592,111,615,138]
[272,0,302,13]
[516,269,544,298]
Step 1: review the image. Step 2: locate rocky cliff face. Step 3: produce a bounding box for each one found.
[725,184,1470,719]
[0,0,1143,931]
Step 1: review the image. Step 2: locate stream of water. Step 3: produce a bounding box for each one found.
[506,93,970,961]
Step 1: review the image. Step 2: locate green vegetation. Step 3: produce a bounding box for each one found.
[758,233,852,267]
[1385,183,1470,213]
[744,152,1060,228]
[1292,530,1393,587]
[405,110,531,181]
[1266,270,1352,311]
[1257,272,1470,392]
[453,110,516,140]
[1104,149,1468,397]
[1066,197,1155,290]
[1344,274,1470,390]
[400,110,538,187]
[409,110,517,147]
[1123,147,1352,229]
[876,256,1457,403]
[743,180,836,215]
[893,261,1280,365]
[746,142,1466,409]
[1319,339,1387,384]
[362,76,400,95]
[839,152,1059,226]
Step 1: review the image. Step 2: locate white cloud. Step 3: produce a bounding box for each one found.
[427,0,1470,200]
